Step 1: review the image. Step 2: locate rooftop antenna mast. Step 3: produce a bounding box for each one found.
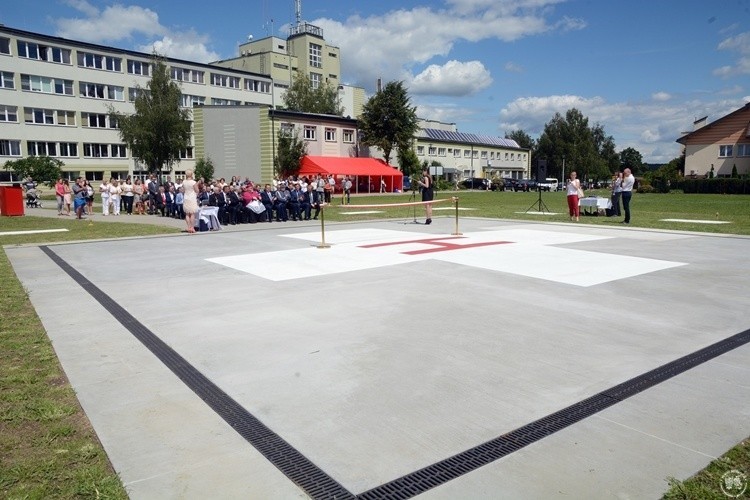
[295,0,302,26]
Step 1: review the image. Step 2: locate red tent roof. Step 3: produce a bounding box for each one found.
[299,156,403,178]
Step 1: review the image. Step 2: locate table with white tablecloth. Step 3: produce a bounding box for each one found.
[578,196,612,215]
[194,206,221,231]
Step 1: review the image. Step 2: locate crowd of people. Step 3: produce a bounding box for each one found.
[68,173,365,230]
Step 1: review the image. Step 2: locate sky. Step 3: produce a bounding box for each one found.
[3,0,750,163]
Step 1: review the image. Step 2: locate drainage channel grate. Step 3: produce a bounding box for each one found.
[40,246,355,500]
[359,328,750,500]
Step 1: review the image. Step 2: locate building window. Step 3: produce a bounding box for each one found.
[417,146,425,155]
[309,72,321,90]
[0,139,21,156]
[428,146,437,156]
[79,82,124,101]
[309,43,322,68]
[56,110,76,126]
[324,128,336,142]
[77,51,121,72]
[438,147,446,157]
[719,145,733,157]
[110,144,127,158]
[127,60,150,76]
[170,67,204,84]
[50,47,72,64]
[83,143,110,158]
[490,152,495,160]
[210,98,241,106]
[303,126,316,140]
[25,108,54,125]
[180,94,205,107]
[464,150,471,158]
[128,87,150,102]
[342,129,354,143]
[245,79,270,93]
[454,149,461,158]
[273,62,289,70]
[21,75,74,95]
[82,112,116,128]
[0,72,14,89]
[480,151,488,159]
[472,150,479,159]
[27,141,57,156]
[85,171,103,181]
[280,123,295,137]
[210,73,240,88]
[0,38,10,55]
[0,105,17,122]
[16,41,70,63]
[59,142,78,157]
[738,144,750,157]
[179,147,194,159]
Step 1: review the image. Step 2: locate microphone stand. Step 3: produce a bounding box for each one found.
[403,186,420,224]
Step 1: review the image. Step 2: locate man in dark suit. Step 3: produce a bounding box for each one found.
[288,182,303,221]
[208,185,227,224]
[225,185,242,224]
[274,183,289,221]
[260,184,276,222]
[302,184,320,220]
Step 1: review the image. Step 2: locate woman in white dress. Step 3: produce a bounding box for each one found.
[109,179,122,215]
[181,170,199,233]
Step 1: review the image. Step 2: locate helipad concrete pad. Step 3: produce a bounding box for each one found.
[6,218,750,499]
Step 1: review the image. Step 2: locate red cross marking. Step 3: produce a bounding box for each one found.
[359,237,513,255]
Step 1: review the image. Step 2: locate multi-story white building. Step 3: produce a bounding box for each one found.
[414,119,531,181]
[0,26,273,182]
[213,23,365,119]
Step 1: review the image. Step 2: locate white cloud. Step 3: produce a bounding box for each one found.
[715,31,750,77]
[504,62,525,73]
[55,1,163,43]
[53,0,219,62]
[315,1,583,92]
[410,60,492,96]
[138,32,220,63]
[497,94,745,163]
[652,92,671,101]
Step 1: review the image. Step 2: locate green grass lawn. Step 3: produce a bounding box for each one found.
[0,192,748,498]
[0,218,178,499]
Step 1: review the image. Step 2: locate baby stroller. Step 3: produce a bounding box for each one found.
[26,188,43,208]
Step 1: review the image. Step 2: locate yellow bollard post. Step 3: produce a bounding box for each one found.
[452,196,462,235]
[316,203,331,248]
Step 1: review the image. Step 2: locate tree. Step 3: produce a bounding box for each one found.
[505,130,536,151]
[282,73,343,115]
[194,156,215,183]
[274,129,307,178]
[4,156,64,187]
[619,147,644,175]
[398,147,420,182]
[108,56,191,174]
[359,81,419,166]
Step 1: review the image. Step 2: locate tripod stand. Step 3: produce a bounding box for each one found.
[403,187,420,224]
[525,186,551,214]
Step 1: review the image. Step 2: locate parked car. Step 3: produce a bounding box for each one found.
[461,178,500,191]
[502,178,518,191]
[538,178,559,191]
[514,179,538,191]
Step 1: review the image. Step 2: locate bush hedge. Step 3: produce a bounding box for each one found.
[678,178,750,194]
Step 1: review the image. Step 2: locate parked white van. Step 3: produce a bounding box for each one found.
[539,178,559,191]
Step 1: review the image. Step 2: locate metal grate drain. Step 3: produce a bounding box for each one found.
[41,246,750,500]
[40,246,355,500]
